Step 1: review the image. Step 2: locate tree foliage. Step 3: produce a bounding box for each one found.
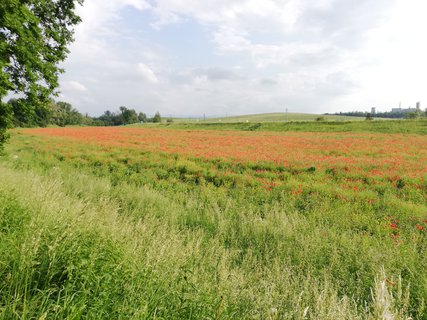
[4,97,162,128]
[138,112,147,123]
[0,102,11,152]
[152,111,161,123]
[0,0,83,150]
[8,98,38,127]
[92,108,159,126]
[51,101,84,126]
[96,110,122,126]
[120,106,138,125]
[332,110,427,119]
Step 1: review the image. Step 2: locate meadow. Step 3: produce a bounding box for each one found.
[135,118,427,135]
[169,112,365,123]
[0,121,426,319]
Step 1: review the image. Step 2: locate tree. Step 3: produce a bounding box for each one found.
[365,113,373,121]
[8,98,34,127]
[119,106,139,125]
[0,0,83,150]
[152,112,162,123]
[405,111,420,119]
[34,103,53,127]
[8,97,52,127]
[51,101,83,126]
[96,110,116,126]
[0,103,11,153]
[138,112,147,123]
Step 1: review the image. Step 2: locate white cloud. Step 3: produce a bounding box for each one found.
[58,0,427,115]
[136,63,159,83]
[62,80,87,92]
[151,0,302,32]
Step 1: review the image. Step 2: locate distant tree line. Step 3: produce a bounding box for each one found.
[92,107,162,126]
[5,98,162,128]
[328,110,427,119]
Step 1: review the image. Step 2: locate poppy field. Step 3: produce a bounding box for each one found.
[0,124,426,319]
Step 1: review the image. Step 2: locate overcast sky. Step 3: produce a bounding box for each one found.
[58,0,427,116]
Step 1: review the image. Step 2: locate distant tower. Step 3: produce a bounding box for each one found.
[371,107,376,114]
[416,102,421,110]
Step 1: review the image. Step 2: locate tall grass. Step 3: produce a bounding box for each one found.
[0,128,426,319]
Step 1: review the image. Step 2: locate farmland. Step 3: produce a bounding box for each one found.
[134,118,427,135]
[0,121,426,319]
[169,112,365,123]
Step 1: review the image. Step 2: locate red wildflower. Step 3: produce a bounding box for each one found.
[389,223,398,229]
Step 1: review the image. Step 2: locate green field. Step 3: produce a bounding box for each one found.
[137,118,427,135]
[169,112,365,123]
[0,121,426,319]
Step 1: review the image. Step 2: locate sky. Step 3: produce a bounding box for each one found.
[58,0,427,117]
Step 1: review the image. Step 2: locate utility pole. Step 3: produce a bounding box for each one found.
[285,107,288,122]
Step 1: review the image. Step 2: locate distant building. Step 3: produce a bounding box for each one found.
[416,102,421,110]
[371,107,376,114]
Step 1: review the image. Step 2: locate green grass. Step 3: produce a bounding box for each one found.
[0,126,426,319]
[167,112,366,123]
[208,112,366,122]
[135,118,427,135]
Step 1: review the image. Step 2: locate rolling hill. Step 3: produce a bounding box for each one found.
[170,112,365,123]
